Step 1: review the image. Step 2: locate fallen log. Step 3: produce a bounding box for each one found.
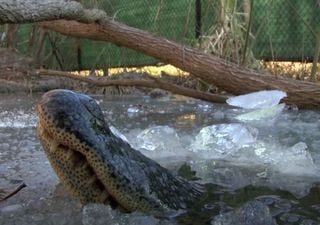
[39,19,320,109]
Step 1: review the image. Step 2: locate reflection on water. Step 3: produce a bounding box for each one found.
[0,93,319,225]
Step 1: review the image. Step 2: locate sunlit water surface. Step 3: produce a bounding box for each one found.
[0,93,319,225]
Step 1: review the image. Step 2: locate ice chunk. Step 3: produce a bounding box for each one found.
[252,142,318,175]
[211,200,276,225]
[189,158,319,197]
[82,204,164,225]
[190,123,258,158]
[1,196,83,225]
[127,105,143,113]
[82,204,118,225]
[190,160,257,189]
[125,213,161,225]
[235,103,285,121]
[128,125,187,159]
[196,102,213,112]
[133,126,181,151]
[234,140,320,178]
[227,90,287,109]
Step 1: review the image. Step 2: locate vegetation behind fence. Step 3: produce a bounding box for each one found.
[9,0,320,77]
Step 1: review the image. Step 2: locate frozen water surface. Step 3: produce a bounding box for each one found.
[0,93,320,225]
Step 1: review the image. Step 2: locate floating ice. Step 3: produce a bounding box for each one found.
[82,204,168,225]
[190,158,319,197]
[188,121,320,196]
[127,105,142,113]
[134,126,179,151]
[128,126,187,159]
[0,194,83,225]
[235,103,285,121]
[253,142,319,176]
[226,90,287,109]
[190,123,258,158]
[196,102,213,112]
[211,200,275,225]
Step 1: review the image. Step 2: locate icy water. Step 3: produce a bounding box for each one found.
[0,92,320,225]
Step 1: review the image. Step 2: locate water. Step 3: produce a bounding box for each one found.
[0,92,320,225]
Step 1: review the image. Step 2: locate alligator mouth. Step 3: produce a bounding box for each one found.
[37,122,121,209]
[36,90,205,214]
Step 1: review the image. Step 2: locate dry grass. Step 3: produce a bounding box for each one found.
[262,61,320,81]
[73,64,188,77]
[72,61,319,86]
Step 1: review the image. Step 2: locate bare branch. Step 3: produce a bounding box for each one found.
[39,19,320,109]
[0,183,27,202]
[36,69,227,103]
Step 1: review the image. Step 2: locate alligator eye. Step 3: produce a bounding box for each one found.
[80,95,111,135]
[81,97,105,121]
[96,118,104,129]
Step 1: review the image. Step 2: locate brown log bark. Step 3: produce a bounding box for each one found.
[36,69,227,103]
[39,19,320,109]
[0,0,106,24]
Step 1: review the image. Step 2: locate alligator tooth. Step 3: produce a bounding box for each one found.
[86,176,97,185]
[99,190,109,202]
[80,162,90,170]
[65,149,75,160]
[49,140,59,153]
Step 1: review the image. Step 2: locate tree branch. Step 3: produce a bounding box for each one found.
[36,69,227,103]
[0,183,27,202]
[38,19,320,109]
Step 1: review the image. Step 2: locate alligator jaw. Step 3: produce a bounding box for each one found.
[37,121,113,205]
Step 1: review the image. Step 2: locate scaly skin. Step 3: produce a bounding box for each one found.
[37,89,203,214]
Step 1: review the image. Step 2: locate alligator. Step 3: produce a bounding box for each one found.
[36,89,203,214]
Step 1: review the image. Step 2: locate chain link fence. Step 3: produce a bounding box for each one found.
[198,0,320,80]
[94,0,221,67]
[252,0,319,61]
[10,0,320,79]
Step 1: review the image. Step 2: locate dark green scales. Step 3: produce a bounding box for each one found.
[37,89,203,213]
